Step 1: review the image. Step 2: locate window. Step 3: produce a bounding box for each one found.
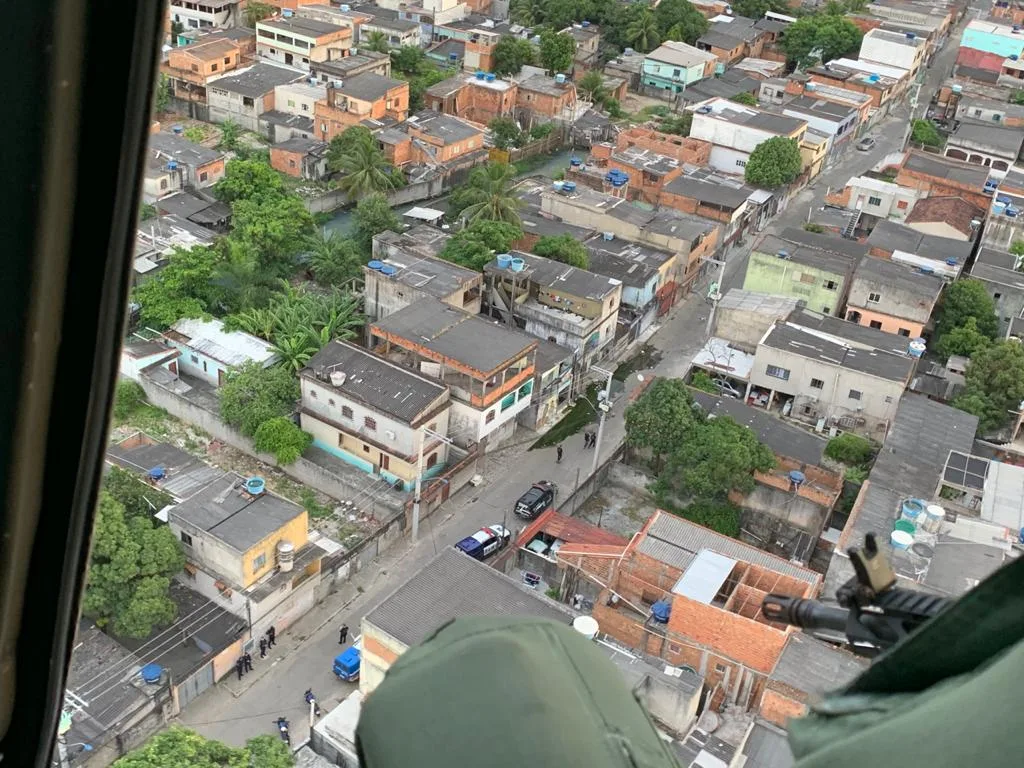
[341,405,353,419]
[180,531,193,546]
[765,365,790,381]
[824,280,838,290]
[301,103,309,111]
[289,159,296,168]
[243,96,254,107]
[224,57,230,65]
[994,292,1002,300]
[735,159,746,168]
[426,452,438,468]
[310,390,318,399]
[801,272,816,284]
[868,196,882,207]
[199,171,208,182]
[849,389,862,401]
[896,199,908,210]
[364,416,377,431]
[328,398,335,406]
[898,328,910,337]
[868,292,881,303]
[160,179,168,190]
[252,553,266,571]
[993,113,1001,122]
[362,444,370,453]
[190,354,199,364]
[668,642,681,654]
[823,306,831,314]
[288,99,295,107]
[974,109,982,117]
[885,395,894,403]
[211,62,218,72]
[810,378,824,389]
[673,68,681,77]
[869,320,883,329]
[191,63,199,72]
[714,664,727,674]
[485,410,495,423]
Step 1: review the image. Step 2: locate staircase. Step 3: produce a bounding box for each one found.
[842,208,862,239]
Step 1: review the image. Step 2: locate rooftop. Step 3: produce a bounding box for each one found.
[611,145,681,176]
[177,37,239,62]
[784,307,912,357]
[828,57,910,81]
[363,547,572,648]
[273,136,328,154]
[517,73,575,98]
[369,253,478,303]
[207,61,305,98]
[689,390,828,466]
[636,511,820,585]
[497,250,622,300]
[867,219,974,264]
[148,132,223,167]
[517,508,629,552]
[583,236,673,289]
[947,120,1024,158]
[166,317,276,368]
[779,226,870,260]
[863,27,928,48]
[761,323,915,382]
[370,298,537,376]
[362,15,419,32]
[106,434,225,503]
[335,71,405,101]
[904,196,985,237]
[681,72,761,102]
[692,336,756,380]
[694,98,807,135]
[407,109,480,144]
[901,150,993,187]
[259,111,316,135]
[769,633,867,699]
[302,341,447,423]
[310,51,389,77]
[718,289,802,317]
[373,224,450,260]
[665,165,754,209]
[533,336,574,374]
[851,254,947,302]
[803,82,872,106]
[753,234,857,277]
[645,40,718,68]
[732,58,787,77]
[153,190,222,220]
[258,16,347,37]
[783,95,859,121]
[741,722,794,768]
[170,474,305,552]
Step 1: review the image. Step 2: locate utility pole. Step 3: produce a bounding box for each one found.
[590,366,614,477]
[411,428,425,543]
[703,256,727,338]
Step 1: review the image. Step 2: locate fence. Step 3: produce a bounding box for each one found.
[555,446,626,518]
[489,128,566,166]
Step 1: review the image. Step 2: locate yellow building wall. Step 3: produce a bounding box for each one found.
[241,511,309,588]
[847,305,925,338]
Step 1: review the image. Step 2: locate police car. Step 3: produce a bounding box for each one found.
[454,525,511,561]
[514,481,557,520]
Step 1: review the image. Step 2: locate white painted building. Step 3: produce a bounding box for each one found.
[859,28,927,78]
[167,0,240,33]
[164,317,278,387]
[688,97,806,175]
[841,176,924,221]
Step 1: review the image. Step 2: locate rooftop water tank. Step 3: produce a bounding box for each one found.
[380,264,398,276]
[994,201,1008,215]
[901,498,924,522]
[1012,55,1020,61]
[486,73,496,82]
[172,124,184,134]
[996,193,1011,202]
[475,70,485,80]
[555,73,567,84]
[1007,206,1019,217]
[952,84,963,93]
[890,530,914,550]
[449,52,459,61]
[277,540,295,572]
[572,615,599,640]
[945,258,958,266]
[532,35,541,44]
[624,48,635,56]
[906,32,915,40]
[924,504,945,534]
[330,370,346,387]
[496,253,513,269]
[918,265,934,275]
[553,180,565,191]
[140,664,163,684]
[562,181,577,193]
[570,156,582,166]
[246,476,266,496]
[340,4,351,10]
[148,466,166,481]
[651,600,671,623]
[308,77,317,86]
[582,20,591,28]
[789,470,806,487]
[777,249,790,259]
[869,74,880,82]
[167,159,178,171]
[603,231,614,241]
[509,257,526,272]
[805,82,817,91]
[894,519,916,536]
[283,8,293,16]
[367,260,384,271]
[908,338,927,358]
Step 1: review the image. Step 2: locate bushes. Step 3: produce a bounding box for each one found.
[825,432,875,466]
[254,417,313,465]
[113,380,147,421]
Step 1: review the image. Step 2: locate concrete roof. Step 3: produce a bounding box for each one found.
[311,51,389,77]
[783,307,912,358]
[636,511,820,585]
[681,73,761,102]
[769,632,867,696]
[698,98,806,134]
[645,40,717,68]
[761,322,915,382]
[947,120,1024,158]
[106,437,225,502]
[208,62,305,97]
[867,219,974,263]
[258,16,347,37]
[851,255,946,304]
[148,132,223,167]
[667,165,755,209]
[741,721,794,768]
[179,37,239,62]
[783,95,859,121]
[408,109,480,144]
[170,474,305,552]
[167,317,276,367]
[302,341,447,423]
[370,298,537,376]
[260,110,315,132]
[583,235,673,288]
[336,71,405,101]
[518,74,575,97]
[499,250,622,301]
[779,226,871,260]
[369,253,478,302]
[753,234,857,277]
[154,190,218,220]
[274,136,328,154]
[902,150,993,188]
[689,390,827,466]
[363,548,572,648]
[864,27,927,48]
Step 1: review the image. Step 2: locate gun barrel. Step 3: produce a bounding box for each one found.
[762,594,849,634]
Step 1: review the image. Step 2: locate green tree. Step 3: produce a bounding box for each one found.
[456,163,523,226]
[353,193,402,254]
[113,380,148,421]
[139,202,157,222]
[103,466,173,521]
[780,15,862,67]
[911,119,943,147]
[327,125,375,172]
[1012,90,1024,106]
[659,112,693,136]
[335,139,404,201]
[529,122,554,140]
[215,157,285,203]
[440,220,524,271]
[82,492,184,638]
[656,0,708,44]
[690,370,718,394]
[730,0,790,17]
[231,193,316,276]
[934,279,999,345]
[627,8,661,53]
[391,44,426,75]
[217,119,241,152]
[365,30,390,53]
[824,432,875,466]
[307,230,365,285]
[132,245,222,329]
[153,73,171,114]
[662,415,776,499]
[625,378,700,471]
[407,65,451,112]
[538,30,577,74]
[244,1,275,28]
[935,316,992,360]
[954,340,1024,433]
[730,92,758,107]
[219,362,300,437]
[113,727,294,768]
[675,499,741,538]
[578,70,606,103]
[183,125,206,145]
[744,136,803,188]
[254,417,313,464]
[489,116,524,150]
[1011,240,1024,256]
[803,222,825,233]
[532,234,589,268]
[493,36,535,77]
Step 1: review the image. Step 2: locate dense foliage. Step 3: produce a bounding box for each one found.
[780,15,862,67]
[439,220,524,271]
[254,417,313,464]
[113,728,293,768]
[219,362,301,437]
[744,137,803,189]
[954,340,1024,434]
[532,234,589,268]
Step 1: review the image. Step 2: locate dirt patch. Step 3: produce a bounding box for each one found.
[621,93,671,115]
[574,464,657,540]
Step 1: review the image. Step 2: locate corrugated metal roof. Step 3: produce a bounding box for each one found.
[169,318,277,367]
[672,550,736,603]
[638,512,819,584]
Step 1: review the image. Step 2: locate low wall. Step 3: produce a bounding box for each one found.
[303,174,447,214]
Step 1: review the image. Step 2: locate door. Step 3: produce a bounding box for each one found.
[285,52,293,66]
[218,368,226,387]
[379,453,389,471]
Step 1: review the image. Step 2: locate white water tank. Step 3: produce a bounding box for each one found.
[572,616,599,640]
[277,540,295,572]
[330,370,347,387]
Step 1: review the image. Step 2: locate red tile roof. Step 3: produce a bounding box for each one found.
[515,509,629,549]
[956,47,1008,73]
[904,196,985,237]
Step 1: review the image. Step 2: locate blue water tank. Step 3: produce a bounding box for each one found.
[946,258,958,266]
[486,73,496,82]
[283,8,293,17]
[141,664,163,684]
[367,260,384,271]
[919,265,934,274]
[1007,206,1019,217]
[994,201,1007,215]
[475,70,485,80]
[582,20,591,27]
[570,156,582,166]
[449,52,459,61]
[901,498,925,522]
[148,466,166,481]
[561,181,577,193]
[509,257,526,272]
[380,265,398,276]
[603,231,614,241]
[789,470,806,486]
[651,600,671,623]
[246,477,265,496]
[496,253,513,269]
[167,160,178,171]
[172,124,184,134]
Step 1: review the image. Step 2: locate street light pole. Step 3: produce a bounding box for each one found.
[590,367,614,476]
[411,427,425,543]
[704,256,727,338]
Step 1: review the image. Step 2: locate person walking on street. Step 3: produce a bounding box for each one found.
[583,432,590,449]
[244,652,253,672]
[235,657,244,680]
[339,624,349,645]
[259,637,267,659]
[267,626,276,648]
[556,445,563,463]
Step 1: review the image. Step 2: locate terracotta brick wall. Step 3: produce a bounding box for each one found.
[759,686,807,727]
[666,595,789,673]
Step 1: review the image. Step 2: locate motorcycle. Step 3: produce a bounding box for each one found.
[304,689,322,718]
[274,717,290,745]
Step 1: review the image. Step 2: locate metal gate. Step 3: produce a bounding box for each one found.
[176,661,214,710]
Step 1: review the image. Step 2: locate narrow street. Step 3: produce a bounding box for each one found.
[175,10,976,745]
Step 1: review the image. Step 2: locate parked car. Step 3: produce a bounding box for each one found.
[856,137,876,151]
[713,378,742,399]
[514,481,558,520]
[455,525,511,561]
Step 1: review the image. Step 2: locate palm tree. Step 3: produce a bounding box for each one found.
[271,334,318,373]
[459,163,523,227]
[336,141,403,201]
[578,71,606,104]
[306,230,364,286]
[364,31,389,53]
[627,9,660,54]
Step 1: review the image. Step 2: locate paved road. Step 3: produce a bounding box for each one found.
[175,19,971,746]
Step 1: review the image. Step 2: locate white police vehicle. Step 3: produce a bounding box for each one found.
[455,525,511,561]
